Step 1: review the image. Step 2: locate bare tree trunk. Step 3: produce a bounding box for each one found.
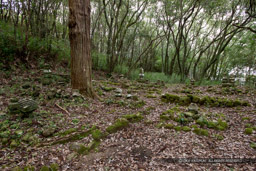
[68,0,96,98]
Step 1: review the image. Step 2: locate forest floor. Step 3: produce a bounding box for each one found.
[0,67,256,171]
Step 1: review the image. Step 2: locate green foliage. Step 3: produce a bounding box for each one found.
[92,51,107,71]
[0,21,70,67]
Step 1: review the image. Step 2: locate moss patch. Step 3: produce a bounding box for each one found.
[122,113,144,123]
[193,128,209,136]
[182,126,191,132]
[244,128,253,135]
[106,118,129,134]
[92,129,104,141]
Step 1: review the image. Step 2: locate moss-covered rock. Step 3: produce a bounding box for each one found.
[10,139,19,148]
[196,116,208,127]
[245,128,253,135]
[160,114,170,121]
[106,118,129,134]
[161,94,180,103]
[101,86,115,92]
[174,126,182,131]
[164,124,174,129]
[207,121,218,129]
[182,126,191,132]
[213,134,224,140]
[69,143,89,155]
[12,167,23,171]
[191,125,198,129]
[193,128,209,136]
[178,96,191,106]
[216,119,228,130]
[59,128,77,136]
[123,113,144,123]
[250,142,256,149]
[92,129,104,141]
[40,166,50,171]
[187,95,200,103]
[50,163,59,171]
[23,165,35,171]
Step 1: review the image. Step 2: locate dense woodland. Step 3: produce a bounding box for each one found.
[0,0,255,83]
[0,0,256,170]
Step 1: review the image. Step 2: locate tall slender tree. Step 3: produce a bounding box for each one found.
[68,0,96,98]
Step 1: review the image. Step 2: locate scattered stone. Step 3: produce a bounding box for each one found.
[106,118,129,134]
[42,127,56,137]
[115,88,123,94]
[183,112,194,117]
[69,142,88,154]
[123,113,144,123]
[22,83,31,89]
[67,152,77,161]
[10,139,18,148]
[126,94,132,99]
[188,103,199,114]
[72,92,80,97]
[115,93,122,97]
[15,130,23,137]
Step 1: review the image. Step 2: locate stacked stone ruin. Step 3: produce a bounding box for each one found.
[222,76,235,87]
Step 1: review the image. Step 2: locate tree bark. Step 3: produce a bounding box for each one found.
[68,0,96,98]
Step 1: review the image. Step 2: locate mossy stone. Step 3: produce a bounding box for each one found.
[1,138,9,145]
[92,129,104,141]
[164,124,174,129]
[10,140,18,148]
[193,128,209,136]
[23,165,35,171]
[161,94,180,103]
[59,128,77,136]
[213,134,224,140]
[69,143,89,155]
[123,113,143,123]
[233,100,242,106]
[196,116,208,127]
[12,166,23,171]
[191,125,198,129]
[40,166,50,171]
[250,142,256,149]
[182,126,191,132]
[245,123,252,128]
[178,97,191,106]
[174,126,182,131]
[207,121,217,129]
[217,119,228,129]
[160,114,170,121]
[226,101,233,107]
[245,128,253,135]
[50,163,59,171]
[106,118,129,134]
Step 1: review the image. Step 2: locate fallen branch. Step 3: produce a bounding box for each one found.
[55,103,70,116]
